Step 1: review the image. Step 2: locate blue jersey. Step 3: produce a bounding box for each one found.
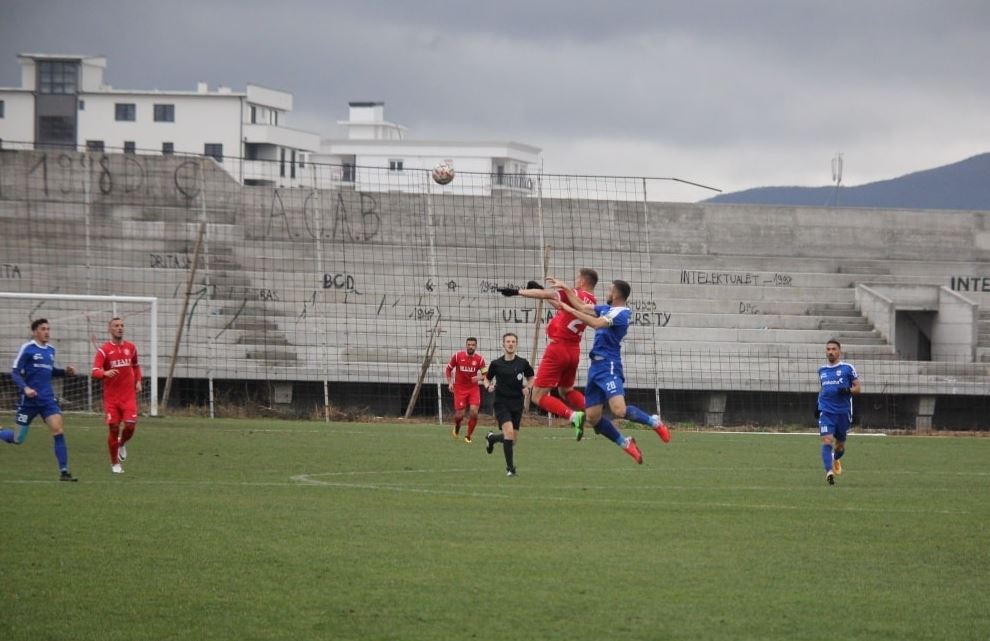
[11,340,66,403]
[589,305,631,362]
[817,361,857,417]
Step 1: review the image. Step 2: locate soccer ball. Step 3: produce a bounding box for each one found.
[432,162,455,185]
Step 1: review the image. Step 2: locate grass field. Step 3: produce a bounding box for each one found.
[1,415,988,641]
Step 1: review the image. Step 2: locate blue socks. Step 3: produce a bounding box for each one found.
[624,405,655,427]
[53,433,68,470]
[0,427,14,444]
[821,443,833,472]
[594,417,626,447]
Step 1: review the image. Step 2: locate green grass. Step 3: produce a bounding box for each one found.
[1,416,988,641]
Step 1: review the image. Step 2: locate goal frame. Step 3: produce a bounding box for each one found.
[0,292,159,416]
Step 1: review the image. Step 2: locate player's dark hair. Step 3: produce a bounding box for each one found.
[31,318,48,331]
[502,332,518,341]
[579,268,599,287]
[466,337,478,344]
[612,279,631,301]
[827,339,842,349]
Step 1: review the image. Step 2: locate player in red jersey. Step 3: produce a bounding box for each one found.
[498,268,598,437]
[91,317,143,474]
[444,337,487,443]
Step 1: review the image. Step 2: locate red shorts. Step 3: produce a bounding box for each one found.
[452,386,481,411]
[104,399,138,426]
[534,341,581,389]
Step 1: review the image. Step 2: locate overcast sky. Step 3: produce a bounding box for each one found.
[2,0,988,201]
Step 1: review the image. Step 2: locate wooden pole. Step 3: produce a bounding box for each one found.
[404,315,443,419]
[524,244,552,413]
[161,220,206,409]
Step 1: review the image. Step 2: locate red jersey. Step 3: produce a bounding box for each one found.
[445,350,487,389]
[92,340,142,401]
[547,289,597,343]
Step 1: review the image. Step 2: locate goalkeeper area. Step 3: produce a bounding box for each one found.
[1,416,988,641]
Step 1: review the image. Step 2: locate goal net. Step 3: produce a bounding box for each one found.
[0,293,158,416]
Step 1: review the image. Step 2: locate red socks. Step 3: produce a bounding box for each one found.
[466,416,478,438]
[565,390,586,411]
[121,422,136,444]
[107,425,120,464]
[537,394,573,419]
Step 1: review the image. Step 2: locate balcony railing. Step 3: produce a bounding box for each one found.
[492,173,533,191]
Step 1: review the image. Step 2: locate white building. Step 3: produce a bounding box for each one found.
[0,55,541,193]
[0,53,320,187]
[315,102,541,195]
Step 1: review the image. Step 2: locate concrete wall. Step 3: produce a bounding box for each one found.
[1,150,989,403]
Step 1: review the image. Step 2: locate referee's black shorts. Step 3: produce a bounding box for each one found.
[493,401,523,430]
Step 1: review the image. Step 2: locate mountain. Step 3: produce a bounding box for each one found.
[704,152,990,210]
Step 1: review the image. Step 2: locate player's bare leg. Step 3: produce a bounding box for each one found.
[465,406,480,443]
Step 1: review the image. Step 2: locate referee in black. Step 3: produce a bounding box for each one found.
[483,332,534,477]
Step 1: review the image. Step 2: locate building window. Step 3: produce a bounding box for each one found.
[299,153,305,169]
[290,150,296,179]
[250,105,256,124]
[389,159,404,172]
[124,141,136,154]
[274,111,278,126]
[78,99,85,111]
[153,104,175,122]
[38,116,75,147]
[115,103,136,122]
[279,148,286,177]
[86,140,105,152]
[0,100,5,118]
[38,61,78,94]
[204,143,223,162]
[162,142,174,155]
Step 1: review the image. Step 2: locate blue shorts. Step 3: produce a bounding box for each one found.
[16,398,63,427]
[583,359,625,408]
[818,412,851,442]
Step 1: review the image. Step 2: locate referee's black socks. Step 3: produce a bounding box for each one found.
[503,439,515,470]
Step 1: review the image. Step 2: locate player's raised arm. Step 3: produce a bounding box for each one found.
[498,280,555,299]
[547,277,596,313]
[557,300,610,329]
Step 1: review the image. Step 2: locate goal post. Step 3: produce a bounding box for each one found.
[0,293,159,417]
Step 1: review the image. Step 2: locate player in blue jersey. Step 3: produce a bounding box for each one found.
[0,319,79,481]
[817,339,861,485]
[549,277,671,464]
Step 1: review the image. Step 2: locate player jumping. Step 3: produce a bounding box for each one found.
[0,318,79,481]
[550,278,671,464]
[817,339,861,485]
[92,317,143,474]
[497,268,598,436]
[444,337,487,443]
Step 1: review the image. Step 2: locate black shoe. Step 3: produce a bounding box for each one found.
[59,470,78,482]
[826,471,835,486]
[485,432,495,455]
[506,467,517,477]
